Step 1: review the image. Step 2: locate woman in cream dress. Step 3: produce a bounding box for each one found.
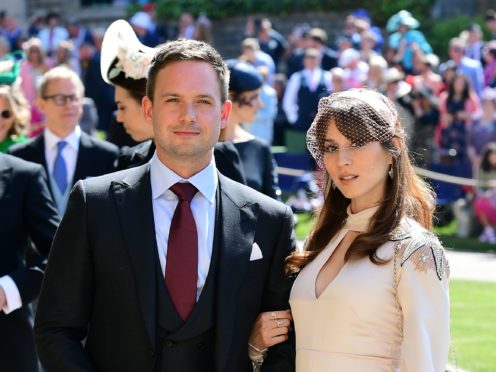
[249,88,450,371]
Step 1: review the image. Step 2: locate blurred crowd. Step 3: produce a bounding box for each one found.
[3,5,496,241]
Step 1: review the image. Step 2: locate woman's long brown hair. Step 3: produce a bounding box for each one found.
[286,107,435,274]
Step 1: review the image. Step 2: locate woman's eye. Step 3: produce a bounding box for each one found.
[325,145,338,153]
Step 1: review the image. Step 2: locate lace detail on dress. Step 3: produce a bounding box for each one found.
[390,219,449,280]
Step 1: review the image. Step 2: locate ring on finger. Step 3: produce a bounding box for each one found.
[270,312,277,320]
[276,319,283,328]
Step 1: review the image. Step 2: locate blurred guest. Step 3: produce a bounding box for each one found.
[176,12,195,39]
[53,40,81,76]
[253,17,287,69]
[0,85,29,152]
[19,38,53,136]
[483,41,496,87]
[339,48,368,89]
[387,10,432,74]
[129,11,159,47]
[249,66,277,144]
[437,72,482,162]
[474,142,496,242]
[283,48,331,132]
[463,23,484,64]
[272,73,290,146]
[468,88,496,169]
[193,13,213,45]
[223,60,281,199]
[0,152,59,372]
[10,66,118,215]
[67,17,94,60]
[37,12,68,57]
[411,53,442,93]
[440,37,484,97]
[365,55,387,89]
[240,37,275,86]
[329,67,346,92]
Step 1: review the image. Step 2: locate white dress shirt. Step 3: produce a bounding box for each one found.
[0,276,22,314]
[44,126,81,185]
[150,153,217,300]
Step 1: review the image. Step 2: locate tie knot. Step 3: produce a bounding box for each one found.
[57,140,68,151]
[170,182,198,202]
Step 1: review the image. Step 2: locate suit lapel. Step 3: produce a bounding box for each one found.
[111,164,157,351]
[0,160,12,199]
[72,133,90,186]
[215,175,259,371]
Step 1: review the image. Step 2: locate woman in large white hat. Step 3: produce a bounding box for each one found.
[101,20,247,182]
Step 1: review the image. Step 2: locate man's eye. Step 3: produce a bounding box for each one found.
[198,100,211,105]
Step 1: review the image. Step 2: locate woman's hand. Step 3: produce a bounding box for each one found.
[249,310,292,350]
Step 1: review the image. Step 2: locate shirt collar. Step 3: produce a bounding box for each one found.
[44,125,81,151]
[150,152,217,204]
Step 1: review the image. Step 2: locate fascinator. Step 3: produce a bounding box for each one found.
[100,19,156,96]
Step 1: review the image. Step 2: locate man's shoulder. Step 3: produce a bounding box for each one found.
[9,135,41,156]
[220,174,288,213]
[79,163,149,192]
[80,133,119,155]
[0,152,43,175]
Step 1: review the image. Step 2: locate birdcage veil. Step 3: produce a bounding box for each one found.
[306,88,403,167]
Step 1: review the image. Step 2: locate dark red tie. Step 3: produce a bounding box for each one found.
[166,182,198,320]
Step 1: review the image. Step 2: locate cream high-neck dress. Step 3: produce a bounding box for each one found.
[289,207,450,372]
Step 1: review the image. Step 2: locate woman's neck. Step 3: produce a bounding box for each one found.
[225,117,254,142]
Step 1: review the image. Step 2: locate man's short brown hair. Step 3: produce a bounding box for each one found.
[146,39,230,103]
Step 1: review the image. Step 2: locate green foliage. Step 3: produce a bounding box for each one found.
[422,15,488,60]
[153,0,432,20]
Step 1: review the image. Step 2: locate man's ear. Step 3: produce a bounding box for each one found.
[36,97,47,115]
[142,96,153,125]
[220,99,232,130]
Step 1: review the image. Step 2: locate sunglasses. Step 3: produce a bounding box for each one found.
[1,110,12,119]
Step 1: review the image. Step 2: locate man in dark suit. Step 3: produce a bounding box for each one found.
[35,39,295,371]
[0,153,59,372]
[9,66,118,214]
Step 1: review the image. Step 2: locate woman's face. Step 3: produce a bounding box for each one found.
[0,96,15,142]
[453,75,467,93]
[233,88,263,124]
[323,121,393,213]
[488,151,496,167]
[114,86,153,142]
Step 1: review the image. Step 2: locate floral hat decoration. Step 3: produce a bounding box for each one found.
[100,19,156,96]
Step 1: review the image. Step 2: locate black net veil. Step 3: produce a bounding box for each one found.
[306,88,405,167]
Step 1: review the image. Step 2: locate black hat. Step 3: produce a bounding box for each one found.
[226,60,263,93]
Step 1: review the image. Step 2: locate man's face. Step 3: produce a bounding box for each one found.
[143,60,231,171]
[37,78,83,136]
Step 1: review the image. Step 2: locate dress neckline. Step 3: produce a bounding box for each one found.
[313,205,380,299]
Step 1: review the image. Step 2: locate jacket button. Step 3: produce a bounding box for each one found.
[197,342,206,350]
[165,340,175,348]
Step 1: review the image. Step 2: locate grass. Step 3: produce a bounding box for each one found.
[450,280,496,372]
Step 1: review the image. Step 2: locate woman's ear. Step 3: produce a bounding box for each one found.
[392,136,403,154]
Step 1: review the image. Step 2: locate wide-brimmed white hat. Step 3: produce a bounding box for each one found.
[100,19,155,92]
[386,10,420,32]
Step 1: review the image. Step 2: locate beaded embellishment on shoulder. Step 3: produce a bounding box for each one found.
[390,219,449,280]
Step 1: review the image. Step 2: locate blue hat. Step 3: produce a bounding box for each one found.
[226,60,263,93]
